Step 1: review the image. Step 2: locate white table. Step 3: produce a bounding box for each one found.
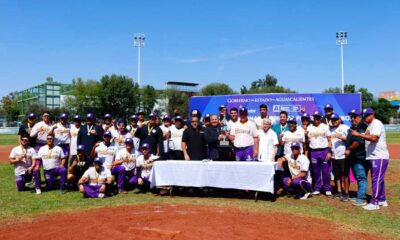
[150,160,276,194]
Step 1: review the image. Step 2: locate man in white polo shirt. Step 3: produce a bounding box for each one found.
[351,108,390,210]
[228,107,259,161]
[257,118,278,162]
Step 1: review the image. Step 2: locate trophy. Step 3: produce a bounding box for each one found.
[219,124,230,146]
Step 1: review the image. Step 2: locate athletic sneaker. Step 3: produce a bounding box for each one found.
[379,201,389,208]
[333,192,342,198]
[325,191,332,196]
[349,197,357,202]
[300,192,311,200]
[35,188,41,195]
[352,199,367,206]
[98,193,105,198]
[363,203,380,211]
[340,193,349,202]
[118,189,127,194]
[312,191,320,195]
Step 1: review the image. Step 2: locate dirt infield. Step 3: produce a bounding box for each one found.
[0,204,376,240]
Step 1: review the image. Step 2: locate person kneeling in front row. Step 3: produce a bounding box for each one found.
[78,157,112,198]
[132,143,157,193]
[278,142,312,200]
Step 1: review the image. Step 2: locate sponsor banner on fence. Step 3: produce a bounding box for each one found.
[189,93,361,125]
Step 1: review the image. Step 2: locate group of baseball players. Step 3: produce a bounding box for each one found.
[9,104,390,210]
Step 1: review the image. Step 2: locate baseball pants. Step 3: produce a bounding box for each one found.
[310,148,331,192]
[369,159,389,205]
[44,167,67,191]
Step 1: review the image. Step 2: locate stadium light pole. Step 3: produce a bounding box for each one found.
[134,33,145,88]
[336,31,348,93]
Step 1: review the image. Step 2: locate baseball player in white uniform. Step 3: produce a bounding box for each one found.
[114,138,140,193]
[79,157,112,198]
[281,117,305,155]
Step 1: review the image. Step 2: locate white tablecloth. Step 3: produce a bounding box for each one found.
[150,160,276,193]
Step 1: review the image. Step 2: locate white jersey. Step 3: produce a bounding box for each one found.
[69,125,80,156]
[254,116,271,130]
[330,124,350,159]
[257,129,278,162]
[102,124,116,132]
[54,122,71,145]
[226,119,238,132]
[127,125,141,151]
[285,153,312,183]
[115,148,140,171]
[82,166,112,186]
[169,125,184,151]
[160,125,170,153]
[38,145,65,170]
[365,119,390,160]
[136,154,157,178]
[9,146,37,176]
[30,121,53,145]
[230,120,259,148]
[307,123,331,149]
[282,129,305,155]
[111,130,133,151]
[95,142,117,169]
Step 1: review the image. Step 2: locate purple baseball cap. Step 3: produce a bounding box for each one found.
[77,144,85,151]
[73,114,81,121]
[103,131,112,137]
[288,117,297,124]
[362,108,375,117]
[86,113,95,119]
[175,116,184,122]
[141,143,150,149]
[204,113,211,120]
[124,138,134,144]
[27,112,36,119]
[313,111,323,117]
[348,109,361,116]
[191,109,201,117]
[162,114,171,121]
[148,112,157,118]
[93,157,103,164]
[290,141,301,149]
[59,113,68,119]
[331,114,340,120]
[301,113,310,119]
[137,110,144,115]
[324,104,334,110]
[103,113,112,119]
[130,114,138,121]
[239,107,248,114]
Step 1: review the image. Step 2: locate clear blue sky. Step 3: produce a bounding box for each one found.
[0,1,399,97]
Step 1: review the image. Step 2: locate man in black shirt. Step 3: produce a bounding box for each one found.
[134,112,163,156]
[204,115,227,160]
[345,109,368,205]
[18,113,37,148]
[182,116,206,160]
[77,113,103,158]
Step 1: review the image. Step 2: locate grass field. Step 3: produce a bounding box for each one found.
[387,131,400,144]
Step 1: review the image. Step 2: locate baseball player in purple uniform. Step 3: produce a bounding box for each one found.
[351,108,390,210]
[132,143,157,192]
[278,141,312,200]
[307,111,332,196]
[53,113,71,162]
[102,113,116,132]
[78,157,112,198]
[9,134,41,194]
[114,138,140,192]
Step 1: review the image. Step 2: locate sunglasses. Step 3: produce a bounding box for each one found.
[191,121,199,123]
[21,139,29,141]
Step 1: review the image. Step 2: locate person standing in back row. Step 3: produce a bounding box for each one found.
[182,116,206,160]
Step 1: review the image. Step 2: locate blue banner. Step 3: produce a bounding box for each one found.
[189,93,361,125]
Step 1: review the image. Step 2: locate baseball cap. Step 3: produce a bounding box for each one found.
[141,143,150,149]
[124,138,134,144]
[43,112,51,117]
[59,113,68,119]
[175,116,184,122]
[290,142,301,149]
[259,104,268,109]
[21,134,30,140]
[204,113,211,120]
[73,114,81,121]
[362,108,375,117]
[324,104,333,110]
[137,110,144,115]
[103,113,112,119]
[93,157,103,165]
[239,107,248,114]
[148,112,157,118]
[218,105,226,110]
[162,114,171,121]
[331,114,340,120]
[77,145,85,151]
[26,112,36,119]
[301,113,310,119]
[288,117,297,124]
[191,109,201,117]
[348,109,361,116]
[313,111,322,117]
[86,113,95,119]
[103,131,112,137]
[130,114,138,121]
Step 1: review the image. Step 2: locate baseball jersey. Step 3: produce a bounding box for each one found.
[307,123,331,149]
[365,119,390,160]
[9,146,37,176]
[254,116,271,130]
[282,129,305,155]
[230,120,259,148]
[38,145,65,170]
[30,121,53,145]
[115,148,140,171]
[226,119,238,132]
[159,125,170,153]
[127,125,141,151]
[330,124,350,159]
[102,124,115,132]
[54,122,71,145]
[136,154,157,178]
[111,130,133,151]
[257,129,279,162]
[69,124,80,156]
[82,166,112,186]
[169,125,184,151]
[285,153,312,183]
[95,142,117,169]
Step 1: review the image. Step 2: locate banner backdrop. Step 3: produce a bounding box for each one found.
[189,93,361,125]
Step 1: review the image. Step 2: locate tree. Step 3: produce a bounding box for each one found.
[369,98,395,124]
[165,89,189,117]
[323,84,356,93]
[46,76,54,83]
[140,85,157,114]
[1,92,19,124]
[241,74,295,94]
[64,78,102,116]
[200,83,235,96]
[358,87,374,108]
